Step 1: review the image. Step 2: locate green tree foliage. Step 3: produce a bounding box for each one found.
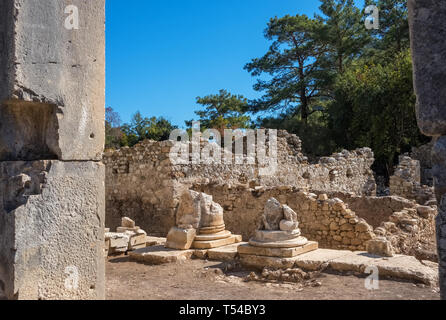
[316,0,370,75]
[186,89,251,133]
[365,0,410,54]
[105,107,126,150]
[244,14,326,124]
[328,50,428,175]
[245,0,427,174]
[122,111,178,147]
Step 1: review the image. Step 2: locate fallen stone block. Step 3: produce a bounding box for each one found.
[129,245,193,265]
[116,226,140,233]
[106,232,130,249]
[122,217,136,228]
[165,227,196,250]
[366,237,394,257]
[146,236,166,246]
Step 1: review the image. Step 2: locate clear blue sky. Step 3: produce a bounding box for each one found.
[106,0,365,127]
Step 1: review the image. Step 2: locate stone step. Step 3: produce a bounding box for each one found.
[207,242,248,261]
[128,245,193,265]
[238,241,318,258]
[192,234,242,249]
[240,249,439,286]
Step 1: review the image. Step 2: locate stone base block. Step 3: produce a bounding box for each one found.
[129,246,193,265]
[249,236,308,248]
[192,234,242,249]
[106,232,130,249]
[0,161,105,300]
[253,229,301,242]
[207,242,248,261]
[129,234,147,248]
[165,227,196,250]
[240,254,298,270]
[238,241,318,258]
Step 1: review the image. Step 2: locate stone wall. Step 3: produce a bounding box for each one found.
[193,185,375,251]
[104,131,377,236]
[103,140,179,236]
[389,155,435,205]
[0,0,105,300]
[192,184,436,255]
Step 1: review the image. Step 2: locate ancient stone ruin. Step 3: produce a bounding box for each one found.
[409,0,446,298]
[165,190,241,250]
[0,0,105,299]
[0,0,444,301]
[104,131,377,237]
[105,217,148,256]
[104,130,438,256]
[238,198,318,259]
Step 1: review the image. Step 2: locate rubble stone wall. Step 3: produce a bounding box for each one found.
[193,185,376,251]
[389,155,435,205]
[104,132,377,236]
[193,184,436,255]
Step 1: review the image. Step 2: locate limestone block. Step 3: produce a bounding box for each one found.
[128,234,148,249]
[116,226,140,233]
[249,236,308,249]
[207,243,247,261]
[129,246,193,265]
[146,236,167,247]
[238,241,318,258]
[253,229,301,242]
[106,232,130,249]
[0,161,105,300]
[408,0,446,135]
[432,137,446,199]
[192,235,241,249]
[122,217,136,228]
[165,227,196,250]
[366,237,395,257]
[0,0,105,160]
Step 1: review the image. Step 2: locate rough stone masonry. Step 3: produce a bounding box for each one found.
[0,0,105,299]
[408,0,446,299]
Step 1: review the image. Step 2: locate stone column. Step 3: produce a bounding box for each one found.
[408,0,446,299]
[0,0,105,299]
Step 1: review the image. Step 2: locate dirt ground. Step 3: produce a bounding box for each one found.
[106,256,440,300]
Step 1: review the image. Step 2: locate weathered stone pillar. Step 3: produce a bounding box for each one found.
[0,0,105,299]
[408,0,446,299]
